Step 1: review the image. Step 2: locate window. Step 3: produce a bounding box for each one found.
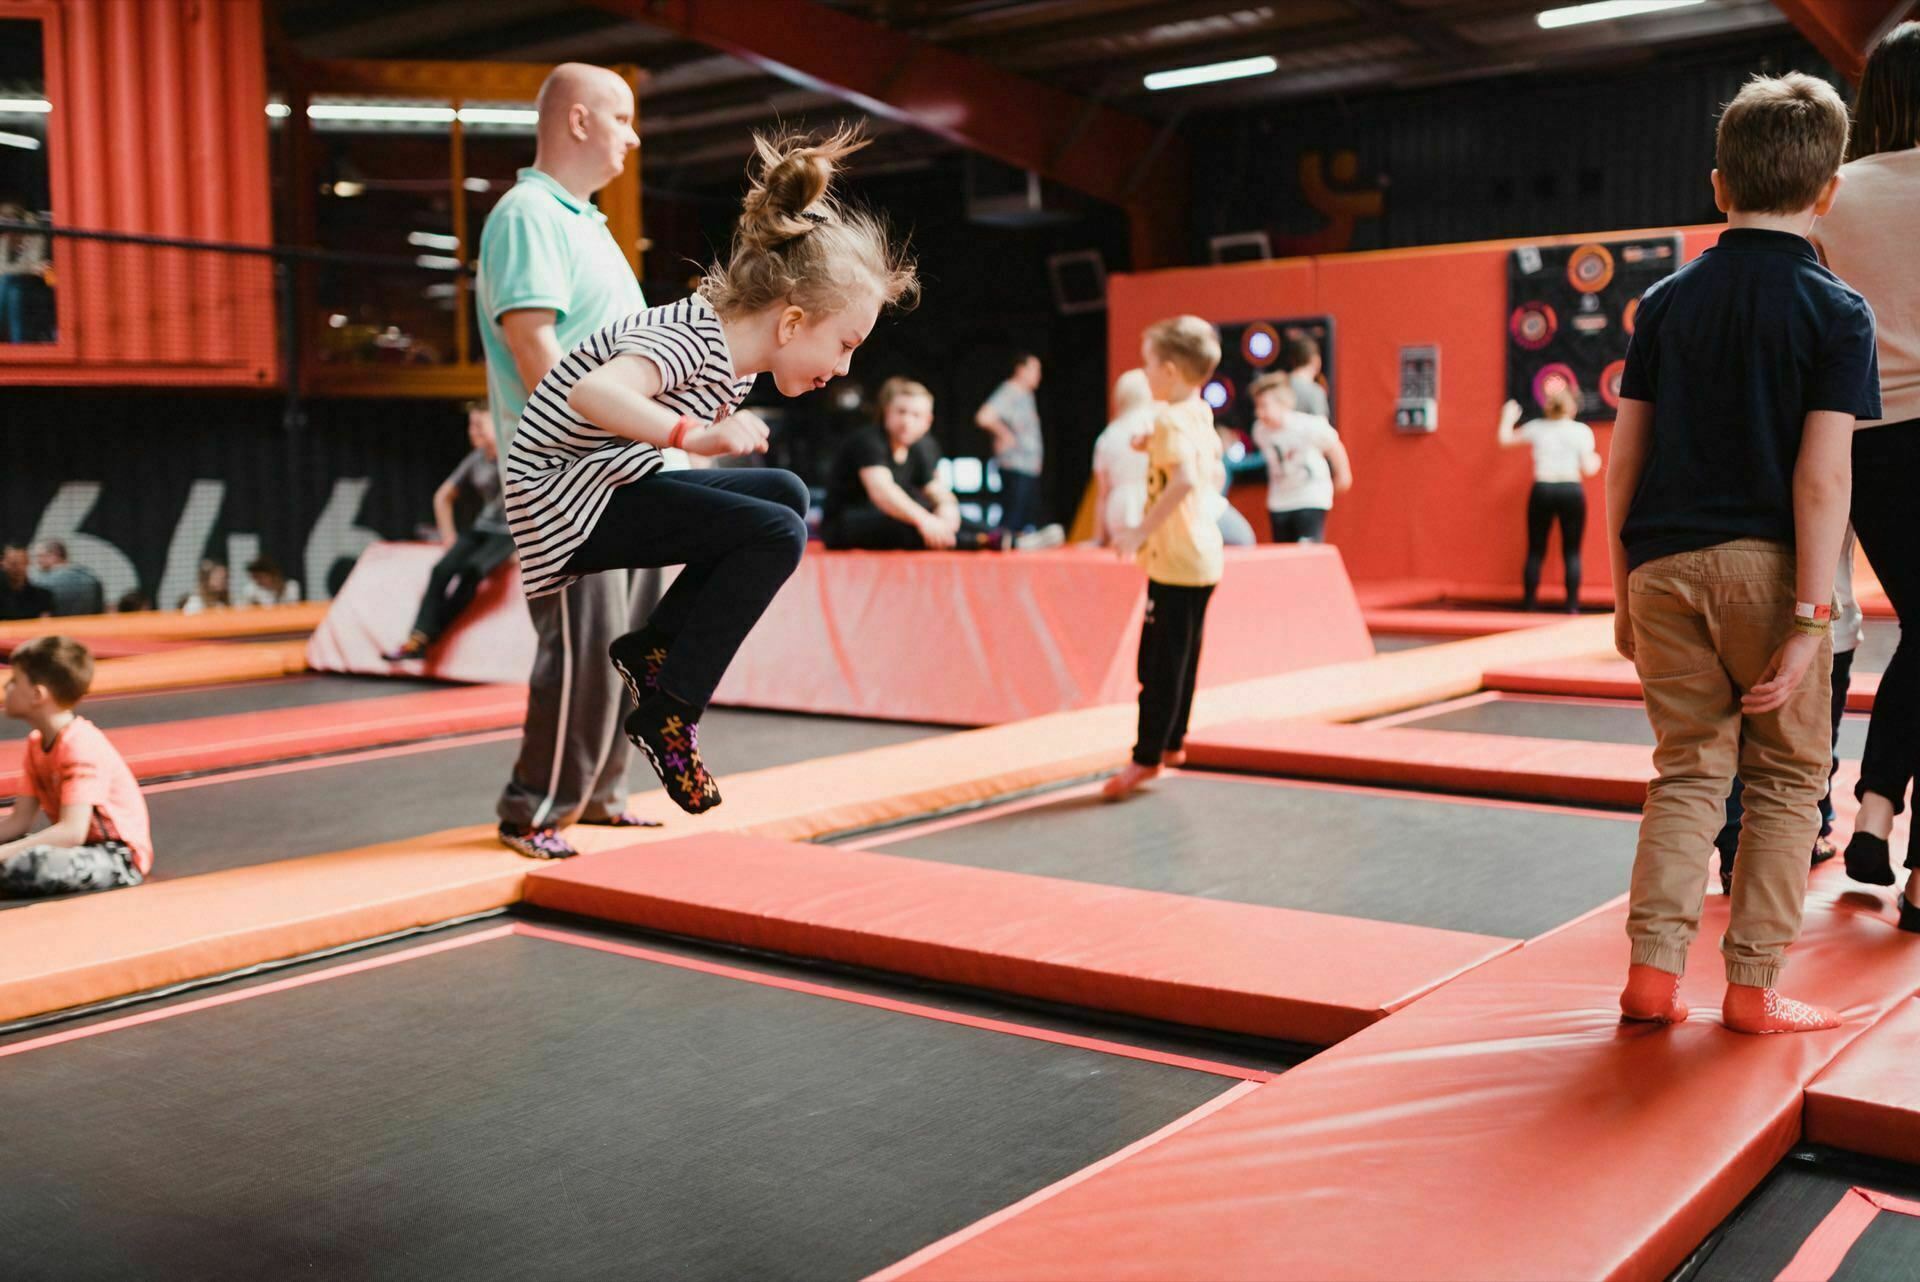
[0,16,55,346]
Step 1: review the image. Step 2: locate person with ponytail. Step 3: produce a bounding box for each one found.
[503,124,918,815]
[1810,22,1920,914]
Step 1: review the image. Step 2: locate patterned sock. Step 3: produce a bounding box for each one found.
[1722,984,1838,1035]
[610,626,673,704]
[624,692,721,815]
[1619,963,1689,1024]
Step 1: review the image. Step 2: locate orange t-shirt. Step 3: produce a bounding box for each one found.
[23,716,153,874]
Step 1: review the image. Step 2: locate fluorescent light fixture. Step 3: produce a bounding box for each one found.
[0,130,40,150]
[1143,55,1277,92]
[414,254,462,270]
[329,181,365,198]
[407,230,461,251]
[0,98,51,114]
[455,107,538,126]
[1536,0,1703,29]
[309,103,455,123]
[265,102,291,119]
[463,177,491,193]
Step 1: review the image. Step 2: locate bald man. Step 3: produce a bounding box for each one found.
[478,62,653,858]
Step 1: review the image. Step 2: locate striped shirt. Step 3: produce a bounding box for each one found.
[504,294,757,598]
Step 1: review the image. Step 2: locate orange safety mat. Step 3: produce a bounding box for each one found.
[84,641,311,695]
[306,541,537,686]
[525,834,1518,1045]
[1806,997,1920,1167]
[884,876,1920,1282]
[1486,656,1881,713]
[0,601,326,643]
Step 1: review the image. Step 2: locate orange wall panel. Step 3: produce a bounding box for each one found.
[0,0,275,386]
[1109,226,1726,598]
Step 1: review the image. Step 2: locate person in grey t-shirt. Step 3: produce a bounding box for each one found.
[976,352,1045,533]
[386,401,516,660]
[29,541,103,617]
[1281,334,1331,420]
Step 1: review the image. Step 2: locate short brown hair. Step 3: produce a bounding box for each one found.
[1248,371,1297,405]
[1715,73,1850,214]
[1849,21,1920,162]
[1143,315,1222,383]
[877,377,932,412]
[10,635,94,708]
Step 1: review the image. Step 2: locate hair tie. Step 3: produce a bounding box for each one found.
[800,209,828,226]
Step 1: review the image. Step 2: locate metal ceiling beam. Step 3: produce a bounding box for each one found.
[295,0,578,58]
[592,0,1190,265]
[1769,0,1914,79]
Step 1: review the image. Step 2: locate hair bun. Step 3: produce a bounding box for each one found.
[738,124,869,251]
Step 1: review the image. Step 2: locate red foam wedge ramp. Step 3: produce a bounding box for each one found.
[1184,719,1652,807]
[523,834,1518,1046]
[1807,996,1920,1166]
[0,683,525,796]
[1487,657,1880,712]
[875,880,1920,1282]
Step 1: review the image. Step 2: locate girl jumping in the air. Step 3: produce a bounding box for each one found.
[504,125,918,815]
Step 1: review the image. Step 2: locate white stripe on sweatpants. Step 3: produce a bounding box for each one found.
[529,588,573,830]
[577,569,628,813]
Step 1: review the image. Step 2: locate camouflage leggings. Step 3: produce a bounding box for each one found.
[0,840,142,898]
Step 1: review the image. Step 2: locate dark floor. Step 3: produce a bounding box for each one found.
[1682,1148,1920,1282]
[1854,619,1901,678]
[0,674,453,742]
[0,926,1235,1282]
[1370,632,1457,652]
[851,773,1638,940]
[1399,697,1871,760]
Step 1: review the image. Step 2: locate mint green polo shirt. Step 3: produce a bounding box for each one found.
[476,167,645,453]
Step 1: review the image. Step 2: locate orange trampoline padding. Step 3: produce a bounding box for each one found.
[307,541,538,686]
[1486,656,1881,713]
[1361,607,1573,637]
[524,833,1518,1045]
[85,641,311,695]
[1184,720,1651,807]
[888,879,1920,1282]
[0,601,327,644]
[1807,998,1920,1165]
[0,683,525,797]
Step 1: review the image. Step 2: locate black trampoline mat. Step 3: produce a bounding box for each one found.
[859,774,1637,939]
[1399,696,1871,759]
[1371,632,1456,652]
[0,928,1231,1282]
[1685,1149,1920,1282]
[0,674,454,742]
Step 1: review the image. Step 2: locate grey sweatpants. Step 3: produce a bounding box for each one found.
[1,840,143,898]
[496,568,662,831]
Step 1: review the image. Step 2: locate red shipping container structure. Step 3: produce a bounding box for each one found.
[0,0,277,387]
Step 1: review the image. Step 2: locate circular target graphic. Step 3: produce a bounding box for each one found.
[1241,323,1280,368]
[1623,296,1640,335]
[1532,362,1579,411]
[1509,301,1557,351]
[1202,377,1233,412]
[1600,359,1626,408]
[1567,244,1615,294]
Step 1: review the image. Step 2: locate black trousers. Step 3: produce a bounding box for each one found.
[823,505,999,551]
[997,469,1042,534]
[1852,422,1919,824]
[1524,481,1587,609]
[1268,508,1328,544]
[564,468,809,715]
[410,526,516,643]
[1133,580,1214,767]
[1718,647,1854,863]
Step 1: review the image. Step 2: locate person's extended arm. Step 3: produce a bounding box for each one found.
[1496,399,1525,448]
[1114,428,1197,558]
[1605,398,1654,660]
[859,467,951,548]
[497,308,564,398]
[432,481,460,545]
[1091,470,1113,547]
[1744,409,1854,713]
[568,357,768,456]
[1326,436,1354,493]
[923,475,961,535]
[0,795,40,845]
[975,404,1013,453]
[0,799,88,860]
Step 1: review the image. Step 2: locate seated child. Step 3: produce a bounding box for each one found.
[387,401,515,661]
[1249,372,1352,544]
[1103,316,1226,800]
[822,377,1002,550]
[1,635,153,897]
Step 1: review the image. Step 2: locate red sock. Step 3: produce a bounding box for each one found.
[1620,963,1689,1023]
[1722,984,1838,1035]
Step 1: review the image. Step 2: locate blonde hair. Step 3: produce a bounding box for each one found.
[877,376,932,412]
[1142,315,1222,383]
[1112,369,1152,415]
[10,635,94,708]
[1248,371,1297,406]
[701,124,919,321]
[1716,72,1850,214]
[1542,387,1579,420]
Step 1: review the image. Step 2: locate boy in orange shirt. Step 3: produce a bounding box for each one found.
[1,636,153,896]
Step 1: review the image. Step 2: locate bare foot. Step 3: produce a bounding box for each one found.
[1620,963,1689,1024]
[1722,984,1838,1034]
[1162,749,1187,768]
[1101,762,1162,800]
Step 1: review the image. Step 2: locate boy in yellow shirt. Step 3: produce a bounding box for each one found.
[1105,315,1225,800]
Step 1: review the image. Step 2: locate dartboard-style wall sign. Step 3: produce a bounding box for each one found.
[1506,234,1680,422]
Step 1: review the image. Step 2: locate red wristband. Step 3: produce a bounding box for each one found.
[668,416,692,451]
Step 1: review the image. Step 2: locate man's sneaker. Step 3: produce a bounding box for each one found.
[609,627,671,705]
[497,823,577,860]
[624,692,722,814]
[579,811,662,829]
[383,632,430,662]
[1014,523,1067,551]
[1812,834,1838,866]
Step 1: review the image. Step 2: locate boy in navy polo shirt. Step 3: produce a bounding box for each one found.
[1606,73,1880,1035]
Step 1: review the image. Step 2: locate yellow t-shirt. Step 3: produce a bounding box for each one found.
[1140,396,1225,587]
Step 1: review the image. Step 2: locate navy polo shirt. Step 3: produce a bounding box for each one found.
[1618,227,1880,571]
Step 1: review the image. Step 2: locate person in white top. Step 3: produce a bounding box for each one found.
[1249,371,1352,544]
[1093,369,1254,549]
[1498,389,1601,611]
